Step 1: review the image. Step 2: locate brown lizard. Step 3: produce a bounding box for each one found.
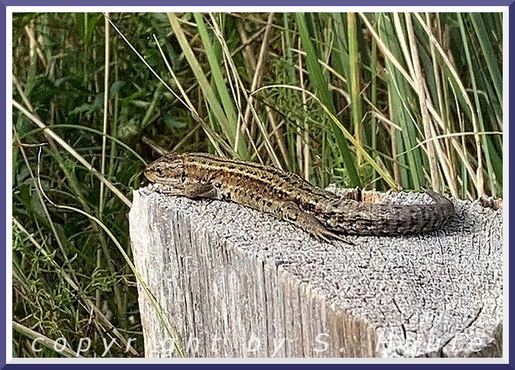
[144,152,455,241]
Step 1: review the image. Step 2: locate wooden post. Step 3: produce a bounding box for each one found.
[129,186,503,358]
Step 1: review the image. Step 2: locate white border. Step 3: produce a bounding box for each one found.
[6,357,511,364]
[6,6,510,364]
[502,4,509,364]
[6,6,13,366]
[5,6,510,12]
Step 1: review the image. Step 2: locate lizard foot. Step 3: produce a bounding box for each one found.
[340,187,363,202]
[280,201,353,245]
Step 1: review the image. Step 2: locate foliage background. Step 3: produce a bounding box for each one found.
[12,12,503,357]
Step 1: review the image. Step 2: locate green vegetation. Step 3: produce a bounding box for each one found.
[12,12,503,357]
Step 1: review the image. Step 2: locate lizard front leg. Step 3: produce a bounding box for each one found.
[159,182,218,199]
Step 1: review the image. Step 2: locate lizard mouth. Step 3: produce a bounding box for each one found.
[144,154,185,185]
[144,171,175,184]
[144,167,186,189]
[143,167,159,183]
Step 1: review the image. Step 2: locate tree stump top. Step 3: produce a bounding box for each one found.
[130,185,503,357]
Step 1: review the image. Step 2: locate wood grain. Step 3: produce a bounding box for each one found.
[129,186,503,358]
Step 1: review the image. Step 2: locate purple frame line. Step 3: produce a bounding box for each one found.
[509,2,514,369]
[2,2,7,369]
[1,1,513,368]
[1,0,515,6]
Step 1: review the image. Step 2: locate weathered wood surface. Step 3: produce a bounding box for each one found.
[129,185,503,358]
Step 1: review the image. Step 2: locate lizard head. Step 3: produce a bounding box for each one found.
[144,152,186,186]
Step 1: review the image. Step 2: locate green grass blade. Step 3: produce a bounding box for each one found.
[296,13,361,187]
[193,13,238,125]
[347,13,363,165]
[469,13,503,108]
[458,13,499,196]
[168,13,248,159]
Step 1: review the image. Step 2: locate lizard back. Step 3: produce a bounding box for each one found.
[144,152,455,238]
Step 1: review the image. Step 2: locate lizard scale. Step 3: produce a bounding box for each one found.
[144,152,455,241]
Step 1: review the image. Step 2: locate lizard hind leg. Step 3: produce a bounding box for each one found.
[280,201,350,244]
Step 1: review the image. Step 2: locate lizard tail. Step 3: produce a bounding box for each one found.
[321,190,455,236]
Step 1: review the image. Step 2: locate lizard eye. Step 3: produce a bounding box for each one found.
[213,181,222,189]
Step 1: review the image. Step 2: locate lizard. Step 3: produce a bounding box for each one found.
[144,152,455,242]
